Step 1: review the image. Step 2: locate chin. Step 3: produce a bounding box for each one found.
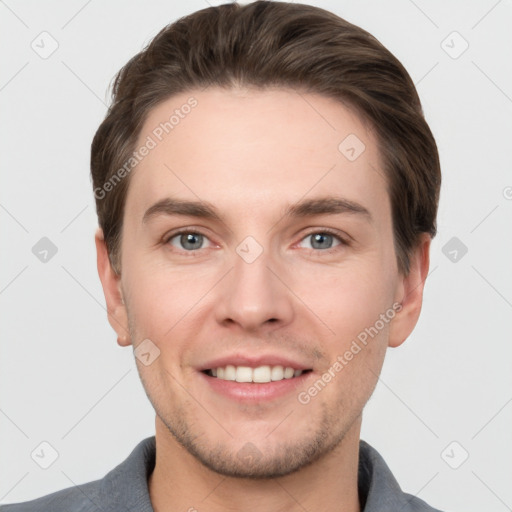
[183,440,330,479]
[160,406,351,480]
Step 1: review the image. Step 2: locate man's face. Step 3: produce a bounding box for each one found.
[101,87,424,478]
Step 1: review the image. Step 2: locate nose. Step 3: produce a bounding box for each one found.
[214,242,295,333]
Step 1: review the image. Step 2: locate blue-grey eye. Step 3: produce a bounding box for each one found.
[168,232,209,251]
[300,232,342,250]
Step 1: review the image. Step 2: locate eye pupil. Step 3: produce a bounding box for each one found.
[311,233,333,250]
[181,233,203,250]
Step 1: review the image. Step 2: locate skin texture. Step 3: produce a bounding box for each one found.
[95,87,430,512]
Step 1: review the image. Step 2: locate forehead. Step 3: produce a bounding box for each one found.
[125,87,388,223]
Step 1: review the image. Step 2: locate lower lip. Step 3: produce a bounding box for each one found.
[198,371,313,402]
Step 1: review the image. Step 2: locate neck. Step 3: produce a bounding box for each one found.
[148,416,362,512]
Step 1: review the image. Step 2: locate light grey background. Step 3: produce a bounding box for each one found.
[1,1,511,511]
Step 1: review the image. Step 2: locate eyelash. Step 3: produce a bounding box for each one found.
[163,228,350,256]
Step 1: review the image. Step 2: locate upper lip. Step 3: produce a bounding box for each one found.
[198,353,313,371]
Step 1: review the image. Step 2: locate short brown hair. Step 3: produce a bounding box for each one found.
[91,0,441,275]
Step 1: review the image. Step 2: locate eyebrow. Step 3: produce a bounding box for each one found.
[142,195,372,224]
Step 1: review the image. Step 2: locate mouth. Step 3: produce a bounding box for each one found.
[197,354,315,402]
[202,365,313,383]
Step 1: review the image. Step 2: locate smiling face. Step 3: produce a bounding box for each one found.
[96,87,429,478]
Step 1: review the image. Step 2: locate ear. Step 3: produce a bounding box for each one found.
[388,233,431,348]
[95,227,131,347]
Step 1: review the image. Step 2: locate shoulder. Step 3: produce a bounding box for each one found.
[0,436,156,512]
[397,491,446,512]
[0,479,102,512]
[358,439,446,512]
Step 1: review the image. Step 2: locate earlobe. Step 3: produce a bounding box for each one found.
[94,227,131,347]
[388,234,431,348]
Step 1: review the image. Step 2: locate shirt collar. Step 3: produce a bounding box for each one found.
[98,436,440,512]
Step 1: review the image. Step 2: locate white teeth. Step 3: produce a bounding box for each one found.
[271,366,284,381]
[253,365,271,383]
[211,365,306,383]
[284,367,294,379]
[235,366,253,382]
[224,364,236,381]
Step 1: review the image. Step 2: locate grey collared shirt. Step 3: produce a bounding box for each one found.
[1,436,445,511]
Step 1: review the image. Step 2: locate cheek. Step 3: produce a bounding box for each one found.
[122,262,190,340]
[122,256,223,358]
[293,261,395,347]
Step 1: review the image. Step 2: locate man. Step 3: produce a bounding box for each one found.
[2,1,444,511]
